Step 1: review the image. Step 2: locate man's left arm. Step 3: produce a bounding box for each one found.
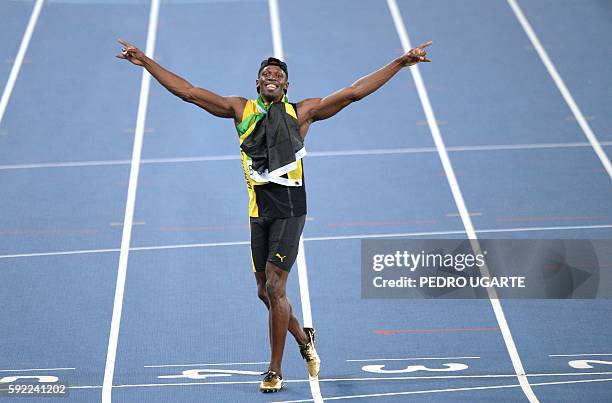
[297,41,432,130]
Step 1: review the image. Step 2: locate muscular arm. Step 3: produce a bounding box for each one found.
[297,41,432,131]
[116,40,245,122]
[142,57,245,119]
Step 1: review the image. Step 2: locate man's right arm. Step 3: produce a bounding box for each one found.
[116,39,246,122]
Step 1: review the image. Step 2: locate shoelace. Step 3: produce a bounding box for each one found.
[261,370,281,381]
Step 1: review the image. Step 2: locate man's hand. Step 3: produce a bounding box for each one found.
[399,41,432,67]
[115,39,145,66]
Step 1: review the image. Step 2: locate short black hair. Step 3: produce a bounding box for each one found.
[258,57,288,79]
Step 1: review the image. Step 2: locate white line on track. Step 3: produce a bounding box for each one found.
[131,240,250,251]
[59,372,612,403]
[2,141,611,171]
[0,159,131,170]
[0,0,44,127]
[0,247,120,259]
[0,367,75,372]
[303,229,465,242]
[268,0,284,60]
[347,356,480,362]
[475,224,612,234]
[507,0,612,180]
[267,0,323,401]
[62,372,612,391]
[550,353,612,357]
[144,361,269,368]
[272,377,612,403]
[1,223,611,260]
[314,372,612,381]
[386,1,538,401]
[101,1,160,402]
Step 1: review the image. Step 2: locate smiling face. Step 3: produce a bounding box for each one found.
[256,65,289,102]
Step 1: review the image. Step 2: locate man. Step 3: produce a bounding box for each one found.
[116,39,431,393]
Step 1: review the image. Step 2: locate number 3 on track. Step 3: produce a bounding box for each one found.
[362,363,468,374]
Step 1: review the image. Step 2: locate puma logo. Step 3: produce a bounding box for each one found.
[275,252,286,263]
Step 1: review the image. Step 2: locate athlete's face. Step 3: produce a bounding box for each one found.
[257,65,288,102]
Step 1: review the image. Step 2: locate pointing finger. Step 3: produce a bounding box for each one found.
[416,40,433,49]
[117,38,132,47]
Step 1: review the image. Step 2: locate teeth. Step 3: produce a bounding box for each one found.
[266,84,277,89]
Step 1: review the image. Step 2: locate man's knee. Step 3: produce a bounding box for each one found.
[265,278,286,304]
[265,262,288,304]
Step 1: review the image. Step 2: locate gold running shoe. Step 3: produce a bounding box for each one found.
[259,370,283,393]
[299,327,321,377]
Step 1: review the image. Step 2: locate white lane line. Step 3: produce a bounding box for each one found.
[550,354,612,357]
[386,1,538,401]
[476,224,612,234]
[2,141,612,171]
[144,361,269,368]
[0,367,75,372]
[267,0,323,401]
[1,223,612,260]
[295,236,324,400]
[303,229,465,242]
[347,356,480,362]
[130,240,249,252]
[0,0,44,127]
[296,236,314,329]
[507,0,612,180]
[445,141,612,152]
[141,155,236,163]
[0,247,120,259]
[101,1,160,402]
[0,159,131,170]
[316,371,612,381]
[63,371,612,390]
[272,377,612,403]
[268,0,284,61]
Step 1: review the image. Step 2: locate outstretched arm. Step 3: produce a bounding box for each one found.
[297,41,432,128]
[116,39,246,122]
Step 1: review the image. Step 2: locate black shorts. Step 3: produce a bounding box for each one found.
[249,215,306,272]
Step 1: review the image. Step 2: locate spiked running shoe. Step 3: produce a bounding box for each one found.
[259,370,283,393]
[299,327,321,377]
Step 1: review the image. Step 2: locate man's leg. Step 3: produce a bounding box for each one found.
[254,214,319,390]
[255,271,309,347]
[264,262,297,376]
